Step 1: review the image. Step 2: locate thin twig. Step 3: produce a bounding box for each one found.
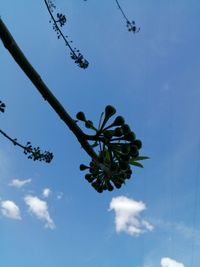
[0,129,24,149]
[44,0,89,69]
[44,0,76,57]
[115,0,129,22]
[0,18,98,161]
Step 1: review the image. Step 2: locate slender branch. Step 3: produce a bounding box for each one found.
[0,18,98,161]
[44,0,89,69]
[44,0,76,57]
[0,128,53,163]
[115,0,129,21]
[0,129,24,149]
[115,0,140,33]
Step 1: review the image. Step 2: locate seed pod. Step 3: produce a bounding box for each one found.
[89,161,95,167]
[126,174,132,179]
[107,182,114,191]
[85,120,94,129]
[130,145,139,157]
[122,124,131,134]
[126,169,132,176]
[80,164,88,171]
[114,127,123,137]
[96,186,103,193]
[125,131,136,141]
[85,174,95,183]
[113,181,122,189]
[133,139,142,149]
[76,111,86,121]
[113,116,125,126]
[105,105,116,118]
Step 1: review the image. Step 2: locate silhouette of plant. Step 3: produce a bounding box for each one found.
[0,100,53,163]
[77,105,148,193]
[0,100,6,113]
[115,0,140,33]
[83,0,140,33]
[44,0,89,69]
[0,8,147,193]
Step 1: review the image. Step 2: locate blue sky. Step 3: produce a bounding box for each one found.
[0,1,200,266]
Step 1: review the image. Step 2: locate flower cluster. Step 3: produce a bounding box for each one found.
[76,105,148,193]
[23,141,53,163]
[45,0,89,69]
[47,0,56,12]
[56,13,67,27]
[0,100,6,113]
[126,20,140,33]
[70,51,89,69]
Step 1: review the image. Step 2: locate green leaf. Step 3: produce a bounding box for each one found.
[129,161,144,168]
[131,156,149,161]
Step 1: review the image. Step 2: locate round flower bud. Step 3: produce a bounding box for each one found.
[114,181,122,189]
[85,120,93,129]
[105,105,116,118]
[85,174,94,183]
[107,183,114,191]
[122,124,131,134]
[96,186,103,193]
[133,139,142,149]
[76,111,86,121]
[80,164,88,171]
[113,116,125,126]
[125,131,136,141]
[130,145,139,157]
[126,174,132,179]
[114,127,123,137]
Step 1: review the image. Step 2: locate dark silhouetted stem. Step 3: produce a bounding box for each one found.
[0,18,98,161]
[115,0,129,22]
[44,0,76,58]
[0,129,24,149]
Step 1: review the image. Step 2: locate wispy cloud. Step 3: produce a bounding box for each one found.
[57,192,63,200]
[161,257,185,267]
[9,178,31,188]
[109,196,153,236]
[1,200,21,220]
[24,195,55,229]
[42,188,51,198]
[153,219,200,245]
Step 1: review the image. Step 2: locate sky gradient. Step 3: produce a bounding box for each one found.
[1,1,200,266]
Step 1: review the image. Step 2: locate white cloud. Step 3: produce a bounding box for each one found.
[9,178,31,188]
[42,188,51,198]
[1,200,21,220]
[161,257,185,267]
[109,196,153,236]
[24,195,55,229]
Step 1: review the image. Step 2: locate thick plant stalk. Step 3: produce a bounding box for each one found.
[0,18,98,161]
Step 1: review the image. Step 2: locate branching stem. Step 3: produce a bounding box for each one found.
[0,18,98,161]
[44,0,76,58]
